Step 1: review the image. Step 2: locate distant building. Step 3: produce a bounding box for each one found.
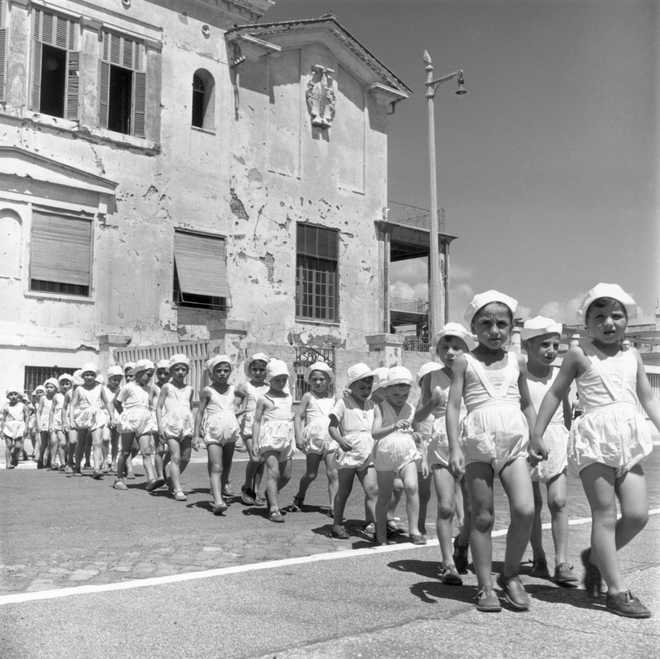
[1,1,464,395]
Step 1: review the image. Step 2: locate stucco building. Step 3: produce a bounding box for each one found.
[0,0,454,395]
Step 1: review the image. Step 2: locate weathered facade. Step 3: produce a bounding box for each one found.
[0,0,421,394]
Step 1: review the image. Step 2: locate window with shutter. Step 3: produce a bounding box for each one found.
[100,30,146,137]
[29,209,92,297]
[30,8,79,119]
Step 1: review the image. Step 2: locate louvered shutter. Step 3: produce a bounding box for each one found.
[132,71,146,137]
[30,211,92,287]
[30,40,42,110]
[65,51,79,120]
[98,60,110,128]
[0,28,7,102]
[174,232,229,298]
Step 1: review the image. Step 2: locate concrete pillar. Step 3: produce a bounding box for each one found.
[366,333,404,368]
[208,319,249,375]
[97,334,131,373]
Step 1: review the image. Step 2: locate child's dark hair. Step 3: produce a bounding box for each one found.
[471,302,514,333]
[585,297,628,323]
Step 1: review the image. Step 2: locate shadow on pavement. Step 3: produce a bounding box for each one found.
[530,584,605,611]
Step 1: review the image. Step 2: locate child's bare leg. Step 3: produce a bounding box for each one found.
[333,468,355,526]
[84,437,92,468]
[221,442,235,493]
[418,470,432,535]
[38,431,49,467]
[387,478,403,523]
[434,466,457,565]
[357,465,378,524]
[466,462,495,590]
[4,437,11,469]
[530,480,545,561]
[66,429,78,470]
[57,432,66,469]
[91,428,104,474]
[74,430,88,472]
[207,443,224,506]
[457,477,471,546]
[278,457,292,492]
[324,452,339,511]
[375,470,395,544]
[547,473,569,565]
[401,462,421,537]
[49,432,59,468]
[615,464,648,552]
[295,453,322,505]
[499,458,534,578]
[110,429,119,469]
[263,451,282,512]
[179,437,192,474]
[138,434,157,482]
[166,438,184,493]
[114,433,133,488]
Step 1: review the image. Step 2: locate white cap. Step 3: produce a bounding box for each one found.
[417,361,443,383]
[206,354,232,374]
[6,386,21,395]
[245,352,269,375]
[44,377,59,389]
[58,373,73,384]
[346,363,374,387]
[33,386,46,395]
[156,359,170,370]
[169,353,190,369]
[107,365,123,377]
[577,283,637,320]
[433,321,477,352]
[370,367,389,392]
[521,315,563,341]
[386,366,413,387]
[133,359,155,375]
[465,290,518,327]
[304,361,334,383]
[72,369,84,386]
[80,362,98,376]
[267,359,289,380]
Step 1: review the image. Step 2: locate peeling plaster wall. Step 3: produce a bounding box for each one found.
[0,0,393,391]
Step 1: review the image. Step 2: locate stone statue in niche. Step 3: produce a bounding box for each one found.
[306,65,336,128]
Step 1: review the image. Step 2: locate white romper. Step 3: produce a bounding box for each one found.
[3,402,26,439]
[239,381,269,439]
[332,394,375,471]
[51,393,65,432]
[202,385,239,446]
[527,368,569,482]
[118,382,156,436]
[461,352,529,473]
[38,396,54,432]
[159,384,194,440]
[303,395,337,455]
[255,393,294,460]
[73,385,105,431]
[569,342,652,477]
[373,399,420,473]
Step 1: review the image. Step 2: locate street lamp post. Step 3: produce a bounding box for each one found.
[424,50,466,342]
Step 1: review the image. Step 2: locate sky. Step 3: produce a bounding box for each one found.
[265,0,659,325]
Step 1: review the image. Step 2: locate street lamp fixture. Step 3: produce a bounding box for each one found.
[423,50,467,342]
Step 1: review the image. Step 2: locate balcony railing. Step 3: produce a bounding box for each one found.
[390,296,428,314]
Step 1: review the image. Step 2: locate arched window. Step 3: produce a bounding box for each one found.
[192,69,214,130]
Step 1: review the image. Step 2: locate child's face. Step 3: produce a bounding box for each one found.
[586,298,627,345]
[124,369,134,382]
[156,368,170,385]
[212,363,231,384]
[137,369,154,385]
[349,377,373,401]
[309,371,329,395]
[526,333,560,367]
[472,303,512,350]
[170,364,189,382]
[59,380,72,394]
[45,383,57,395]
[269,374,288,392]
[250,361,267,384]
[108,375,122,389]
[82,372,96,387]
[384,383,411,408]
[436,336,468,365]
[370,387,385,403]
[7,392,19,404]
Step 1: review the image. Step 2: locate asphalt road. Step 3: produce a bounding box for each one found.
[1,449,659,657]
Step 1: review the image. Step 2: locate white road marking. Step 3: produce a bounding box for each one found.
[2,508,659,607]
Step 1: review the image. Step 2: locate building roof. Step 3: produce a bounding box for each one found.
[225,15,411,96]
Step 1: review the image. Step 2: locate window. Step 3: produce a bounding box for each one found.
[173,230,228,310]
[29,209,92,296]
[99,31,145,137]
[30,9,79,119]
[192,69,214,130]
[295,224,338,322]
[24,367,75,396]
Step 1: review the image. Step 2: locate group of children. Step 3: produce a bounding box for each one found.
[1,282,657,619]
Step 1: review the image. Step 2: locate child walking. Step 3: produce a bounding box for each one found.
[152,359,171,483]
[290,361,338,513]
[415,322,475,584]
[521,316,577,586]
[447,290,536,612]
[2,388,28,469]
[236,353,269,506]
[51,374,72,471]
[329,363,378,539]
[114,359,158,490]
[373,366,427,546]
[195,355,240,514]
[36,378,57,469]
[156,354,195,500]
[104,365,123,472]
[532,283,658,618]
[249,359,294,522]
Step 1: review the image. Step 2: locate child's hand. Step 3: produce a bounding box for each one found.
[249,447,259,462]
[295,436,305,451]
[420,457,430,479]
[528,435,548,465]
[395,420,411,431]
[449,446,465,478]
[337,435,351,451]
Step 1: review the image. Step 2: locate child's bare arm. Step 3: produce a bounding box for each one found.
[635,349,660,431]
[248,399,265,460]
[155,385,168,430]
[446,355,466,477]
[372,403,410,440]
[294,393,310,450]
[561,392,572,430]
[194,388,210,440]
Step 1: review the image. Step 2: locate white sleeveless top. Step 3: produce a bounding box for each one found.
[463,352,521,412]
[205,385,236,415]
[527,367,563,425]
[305,395,334,424]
